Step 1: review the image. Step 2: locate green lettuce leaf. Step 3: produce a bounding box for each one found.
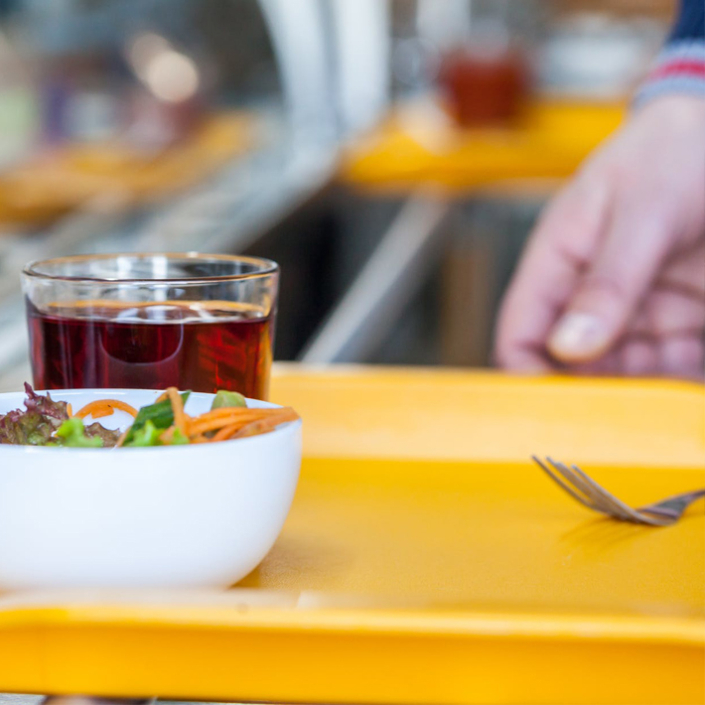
[122,392,190,445]
[55,418,104,448]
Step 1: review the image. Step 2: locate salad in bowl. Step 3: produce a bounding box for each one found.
[1,383,298,448]
[0,385,302,590]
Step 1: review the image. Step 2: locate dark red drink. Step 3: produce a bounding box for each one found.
[27,300,274,398]
[439,46,528,128]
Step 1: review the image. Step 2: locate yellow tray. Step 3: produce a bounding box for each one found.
[341,99,625,193]
[0,366,703,705]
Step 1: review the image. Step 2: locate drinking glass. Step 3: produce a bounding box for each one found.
[22,253,279,399]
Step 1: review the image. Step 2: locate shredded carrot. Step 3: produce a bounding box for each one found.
[75,399,139,420]
[155,391,168,403]
[187,410,278,437]
[211,421,244,442]
[67,403,73,417]
[232,416,287,439]
[115,427,130,448]
[89,388,299,448]
[159,427,176,444]
[232,409,300,439]
[233,422,275,439]
[188,407,257,422]
[166,387,189,435]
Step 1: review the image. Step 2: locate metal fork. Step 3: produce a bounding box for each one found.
[533,456,705,526]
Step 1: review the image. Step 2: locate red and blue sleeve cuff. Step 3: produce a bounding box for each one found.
[635,41,705,106]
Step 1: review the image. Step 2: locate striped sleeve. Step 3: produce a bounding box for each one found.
[634,0,705,105]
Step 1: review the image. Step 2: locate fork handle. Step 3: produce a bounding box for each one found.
[639,488,705,517]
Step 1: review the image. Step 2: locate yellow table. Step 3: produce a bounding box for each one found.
[340,98,626,193]
[0,366,702,704]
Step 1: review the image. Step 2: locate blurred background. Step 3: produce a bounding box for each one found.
[0,0,677,388]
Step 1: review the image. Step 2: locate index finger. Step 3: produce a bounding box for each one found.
[493,177,609,371]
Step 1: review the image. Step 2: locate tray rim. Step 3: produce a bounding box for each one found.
[0,601,701,647]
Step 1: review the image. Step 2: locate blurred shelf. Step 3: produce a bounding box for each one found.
[0,111,258,229]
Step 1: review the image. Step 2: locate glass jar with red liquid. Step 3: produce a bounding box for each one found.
[439,40,529,128]
[22,253,278,399]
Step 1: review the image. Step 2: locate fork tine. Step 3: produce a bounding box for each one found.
[568,462,647,523]
[534,456,683,527]
[548,457,638,521]
[545,457,623,517]
[531,456,600,511]
[559,460,637,521]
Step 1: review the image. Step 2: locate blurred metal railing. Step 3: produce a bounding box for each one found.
[300,190,451,363]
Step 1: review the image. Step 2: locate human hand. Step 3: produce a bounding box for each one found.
[494,96,705,379]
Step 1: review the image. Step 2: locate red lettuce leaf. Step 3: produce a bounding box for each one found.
[83,422,121,447]
[0,385,71,445]
[0,410,57,445]
[22,383,70,424]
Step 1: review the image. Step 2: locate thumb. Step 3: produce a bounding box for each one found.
[547,203,674,363]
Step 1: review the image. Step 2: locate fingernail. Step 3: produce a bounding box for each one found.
[548,313,609,361]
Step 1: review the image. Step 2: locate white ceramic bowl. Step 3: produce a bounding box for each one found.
[0,389,302,590]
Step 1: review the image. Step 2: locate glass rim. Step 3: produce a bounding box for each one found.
[22,252,279,285]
